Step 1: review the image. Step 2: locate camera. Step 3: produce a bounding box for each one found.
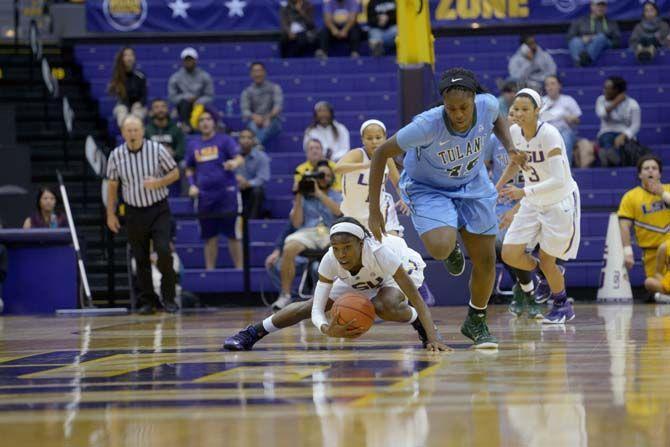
[297,171,325,195]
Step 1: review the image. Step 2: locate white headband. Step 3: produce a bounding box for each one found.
[359,119,386,137]
[330,222,365,240]
[515,88,542,109]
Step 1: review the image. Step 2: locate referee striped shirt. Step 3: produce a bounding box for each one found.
[106,139,178,208]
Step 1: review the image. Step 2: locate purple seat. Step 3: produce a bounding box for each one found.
[177,242,274,268]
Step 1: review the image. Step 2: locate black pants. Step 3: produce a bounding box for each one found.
[280,31,317,58]
[241,186,265,219]
[319,25,361,55]
[176,100,194,125]
[126,200,176,308]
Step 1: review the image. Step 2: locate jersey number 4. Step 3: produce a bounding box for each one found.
[446,156,480,177]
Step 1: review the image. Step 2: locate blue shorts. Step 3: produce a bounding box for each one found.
[197,192,239,240]
[401,179,498,236]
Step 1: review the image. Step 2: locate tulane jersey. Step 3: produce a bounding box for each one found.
[396,93,499,198]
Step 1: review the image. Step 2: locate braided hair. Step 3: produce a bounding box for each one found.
[438,67,487,96]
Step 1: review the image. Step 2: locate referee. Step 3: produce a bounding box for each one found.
[106,115,180,314]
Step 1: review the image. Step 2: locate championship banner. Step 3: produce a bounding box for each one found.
[87,0,670,33]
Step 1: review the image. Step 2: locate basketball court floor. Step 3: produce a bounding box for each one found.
[0,304,669,446]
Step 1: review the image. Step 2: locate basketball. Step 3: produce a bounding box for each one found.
[331,293,376,336]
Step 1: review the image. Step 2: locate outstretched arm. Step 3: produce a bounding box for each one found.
[369,136,404,240]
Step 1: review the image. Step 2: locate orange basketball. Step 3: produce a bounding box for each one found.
[331,293,376,337]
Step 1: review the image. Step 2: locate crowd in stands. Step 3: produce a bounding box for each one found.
[89,0,670,311]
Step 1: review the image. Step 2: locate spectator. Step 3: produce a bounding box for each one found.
[264,222,309,300]
[295,138,342,192]
[168,48,214,132]
[236,129,271,219]
[145,99,186,163]
[596,76,641,166]
[273,160,342,310]
[507,35,556,91]
[185,109,245,270]
[540,75,582,164]
[497,81,517,117]
[107,47,147,129]
[367,0,397,56]
[618,154,670,297]
[643,239,670,302]
[303,101,350,161]
[106,116,180,314]
[23,186,67,229]
[317,0,362,58]
[280,0,318,58]
[240,62,284,145]
[567,0,621,66]
[630,0,670,62]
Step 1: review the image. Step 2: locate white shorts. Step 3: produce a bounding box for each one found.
[329,256,425,301]
[383,192,404,236]
[284,227,330,250]
[503,190,581,261]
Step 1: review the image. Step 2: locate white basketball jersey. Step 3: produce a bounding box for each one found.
[340,148,389,225]
[510,122,577,206]
[318,235,425,292]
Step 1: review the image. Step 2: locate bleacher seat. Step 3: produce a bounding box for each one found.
[75,32,670,293]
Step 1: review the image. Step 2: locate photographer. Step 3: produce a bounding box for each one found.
[294,138,341,192]
[272,161,342,310]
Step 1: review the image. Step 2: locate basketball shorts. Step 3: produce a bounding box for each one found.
[383,192,404,236]
[329,251,425,301]
[504,191,581,261]
[643,249,658,279]
[401,181,498,236]
[197,192,241,240]
[662,273,670,294]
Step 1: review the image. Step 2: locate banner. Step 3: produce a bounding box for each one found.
[87,0,670,33]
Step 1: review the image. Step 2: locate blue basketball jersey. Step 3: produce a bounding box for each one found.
[396,93,499,197]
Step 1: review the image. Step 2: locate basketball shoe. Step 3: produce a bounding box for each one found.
[223,325,262,351]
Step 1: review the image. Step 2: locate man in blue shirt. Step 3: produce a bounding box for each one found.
[273,161,342,310]
[236,129,271,219]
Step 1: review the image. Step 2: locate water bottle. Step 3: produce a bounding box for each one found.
[226,99,234,117]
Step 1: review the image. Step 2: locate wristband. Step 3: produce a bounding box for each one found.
[623,246,633,257]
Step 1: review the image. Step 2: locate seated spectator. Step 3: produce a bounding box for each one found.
[303,101,350,161]
[367,0,397,56]
[567,0,621,66]
[280,0,318,58]
[240,62,283,145]
[295,138,342,192]
[317,0,361,58]
[264,222,310,301]
[185,109,244,270]
[507,35,556,91]
[596,76,641,166]
[618,154,670,299]
[145,99,185,163]
[236,129,271,219]
[630,0,670,62]
[23,186,67,229]
[497,81,517,117]
[107,47,147,129]
[272,161,342,309]
[168,48,214,133]
[540,75,582,164]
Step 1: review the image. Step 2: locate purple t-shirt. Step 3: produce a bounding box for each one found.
[323,0,360,26]
[186,133,239,194]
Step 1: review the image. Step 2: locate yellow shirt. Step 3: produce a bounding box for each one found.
[294,160,342,192]
[617,185,670,249]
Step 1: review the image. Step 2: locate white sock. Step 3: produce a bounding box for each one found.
[520,281,534,293]
[262,316,279,333]
[407,306,418,324]
[469,300,486,310]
